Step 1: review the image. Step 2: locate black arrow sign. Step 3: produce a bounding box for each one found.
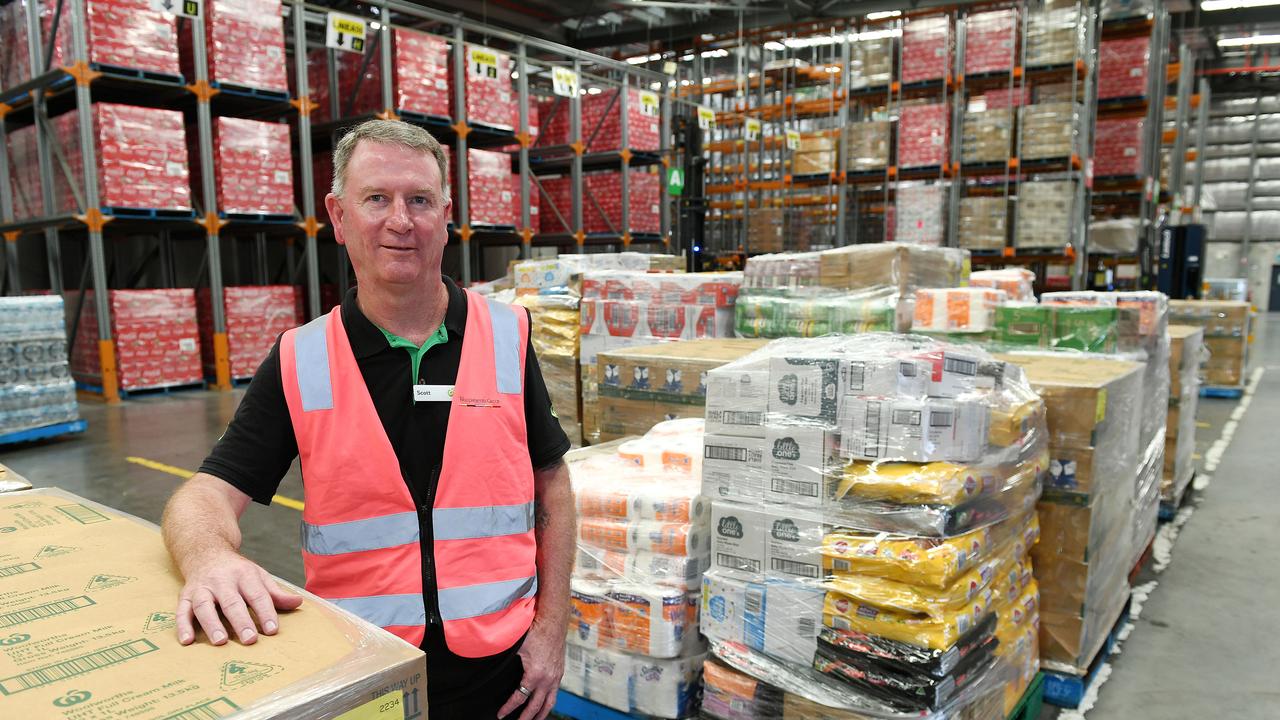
[336,32,345,47]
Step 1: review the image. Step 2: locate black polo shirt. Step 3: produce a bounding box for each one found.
[199,277,571,704]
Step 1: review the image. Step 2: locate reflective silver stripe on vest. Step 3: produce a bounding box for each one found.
[433,502,535,541]
[438,575,538,622]
[486,298,522,395]
[330,594,427,628]
[294,316,333,411]
[301,511,420,555]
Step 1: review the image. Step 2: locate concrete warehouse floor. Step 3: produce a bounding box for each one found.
[2,316,1276,719]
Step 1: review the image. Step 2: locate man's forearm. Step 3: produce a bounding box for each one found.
[162,472,248,576]
[532,461,575,631]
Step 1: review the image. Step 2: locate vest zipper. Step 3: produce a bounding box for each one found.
[420,463,442,628]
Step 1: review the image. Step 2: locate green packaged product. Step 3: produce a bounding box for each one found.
[1051,307,1118,353]
[994,305,1052,347]
[736,292,897,338]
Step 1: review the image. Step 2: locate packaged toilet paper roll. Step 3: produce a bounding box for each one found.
[585,647,634,712]
[913,287,1008,332]
[605,582,689,658]
[574,547,709,588]
[577,486,708,523]
[579,518,705,556]
[568,578,612,649]
[632,654,706,718]
[561,644,588,696]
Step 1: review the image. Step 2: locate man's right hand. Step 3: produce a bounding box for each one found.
[175,549,303,646]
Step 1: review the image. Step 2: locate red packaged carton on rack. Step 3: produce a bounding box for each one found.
[537,97,570,146]
[302,28,450,123]
[538,176,574,234]
[181,0,288,93]
[581,89,662,152]
[897,103,950,168]
[964,9,1018,76]
[0,2,32,88]
[68,289,203,392]
[510,174,540,229]
[199,117,293,216]
[1093,116,1145,178]
[452,44,516,130]
[584,169,661,235]
[53,103,192,212]
[42,0,180,78]
[981,87,1032,108]
[901,15,952,84]
[1098,36,1150,100]
[197,286,300,379]
[467,148,515,226]
[5,127,44,219]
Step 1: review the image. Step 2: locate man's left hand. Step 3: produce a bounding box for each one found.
[498,618,566,720]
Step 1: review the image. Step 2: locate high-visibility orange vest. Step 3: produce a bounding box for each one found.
[279,289,537,657]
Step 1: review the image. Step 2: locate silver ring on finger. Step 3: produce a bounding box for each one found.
[517,685,531,696]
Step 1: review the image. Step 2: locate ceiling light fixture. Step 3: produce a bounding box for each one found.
[866,10,901,19]
[1217,33,1280,46]
[1202,0,1280,10]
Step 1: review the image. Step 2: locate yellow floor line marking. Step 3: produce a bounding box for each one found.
[1196,422,1211,429]
[126,456,304,511]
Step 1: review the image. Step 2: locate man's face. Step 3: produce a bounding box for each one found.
[326,140,451,289]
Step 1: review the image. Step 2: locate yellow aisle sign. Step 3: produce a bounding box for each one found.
[326,12,367,53]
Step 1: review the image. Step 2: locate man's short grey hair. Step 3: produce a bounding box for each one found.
[331,119,450,200]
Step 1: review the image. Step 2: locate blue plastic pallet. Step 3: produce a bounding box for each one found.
[102,206,197,221]
[210,81,289,102]
[219,211,296,224]
[1043,599,1132,708]
[552,690,634,720]
[91,63,185,85]
[0,419,88,446]
[1200,386,1243,399]
[76,380,207,398]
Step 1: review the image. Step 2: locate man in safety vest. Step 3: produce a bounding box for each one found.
[162,119,576,720]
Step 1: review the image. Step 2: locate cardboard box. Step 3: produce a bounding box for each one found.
[0,463,32,492]
[594,339,767,443]
[838,396,989,463]
[996,353,1143,452]
[711,502,769,577]
[705,365,770,438]
[703,434,768,503]
[0,487,426,719]
[763,425,840,508]
[762,508,827,580]
[768,357,841,424]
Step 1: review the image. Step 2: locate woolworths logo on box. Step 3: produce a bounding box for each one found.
[716,516,744,538]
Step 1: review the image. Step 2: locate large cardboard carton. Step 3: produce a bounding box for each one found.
[997,353,1143,672]
[0,463,32,492]
[0,488,426,719]
[594,339,767,443]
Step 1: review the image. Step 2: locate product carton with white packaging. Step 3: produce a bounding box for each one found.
[702,434,768,503]
[711,501,769,577]
[762,507,827,581]
[704,365,770,438]
[767,356,841,424]
[763,425,840,509]
[838,356,932,398]
[838,396,989,463]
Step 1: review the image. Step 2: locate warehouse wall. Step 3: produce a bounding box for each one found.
[1204,241,1279,310]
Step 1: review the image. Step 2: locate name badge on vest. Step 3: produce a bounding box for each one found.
[414,384,454,403]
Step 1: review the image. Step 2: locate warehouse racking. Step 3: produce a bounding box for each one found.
[0,0,683,401]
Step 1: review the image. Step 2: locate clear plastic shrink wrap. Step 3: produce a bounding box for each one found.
[563,419,712,718]
[0,487,426,719]
[846,121,892,172]
[701,333,1047,718]
[991,351,1141,674]
[1168,299,1249,388]
[912,288,1009,334]
[895,182,949,247]
[970,268,1036,301]
[0,297,79,435]
[735,244,970,338]
[67,289,203,391]
[958,197,1009,252]
[1025,2,1083,68]
[198,286,301,380]
[962,109,1013,165]
[1014,180,1075,250]
[181,0,289,93]
[1163,325,1203,503]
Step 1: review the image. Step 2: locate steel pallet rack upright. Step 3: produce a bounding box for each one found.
[1088,3,1170,289]
[0,0,206,402]
[844,15,901,245]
